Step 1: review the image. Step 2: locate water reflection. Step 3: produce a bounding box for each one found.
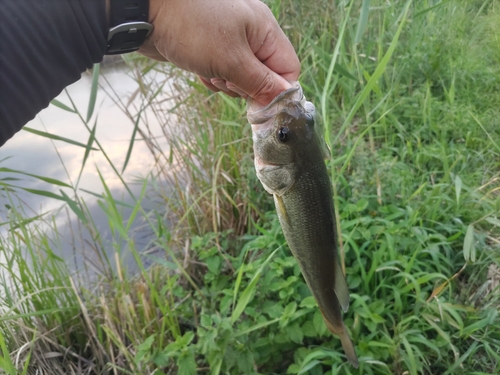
[0,62,172,275]
[2,63,167,204]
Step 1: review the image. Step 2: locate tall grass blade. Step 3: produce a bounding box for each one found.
[0,307,75,322]
[0,167,72,188]
[321,1,353,147]
[232,247,249,312]
[415,0,452,17]
[355,0,371,44]
[470,110,500,152]
[22,127,99,149]
[18,331,36,375]
[59,189,88,225]
[334,63,357,81]
[50,98,76,113]
[333,0,412,144]
[77,117,98,187]
[231,247,280,324]
[86,63,100,122]
[0,212,47,229]
[0,330,16,374]
[122,108,142,174]
[301,33,357,81]
[455,175,462,206]
[443,341,479,375]
[17,187,70,201]
[401,336,418,375]
[463,224,475,262]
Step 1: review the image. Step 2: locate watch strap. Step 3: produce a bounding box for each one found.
[109,0,149,26]
[106,0,153,55]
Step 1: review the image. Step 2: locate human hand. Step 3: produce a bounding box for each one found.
[138,0,300,105]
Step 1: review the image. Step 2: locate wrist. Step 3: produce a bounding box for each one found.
[147,0,163,24]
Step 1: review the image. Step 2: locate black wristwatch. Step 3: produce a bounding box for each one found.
[106,0,154,55]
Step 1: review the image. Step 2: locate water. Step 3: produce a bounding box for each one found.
[0,62,174,276]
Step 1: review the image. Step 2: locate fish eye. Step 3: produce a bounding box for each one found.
[278,127,289,142]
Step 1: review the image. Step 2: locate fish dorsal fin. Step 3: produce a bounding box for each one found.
[334,261,350,312]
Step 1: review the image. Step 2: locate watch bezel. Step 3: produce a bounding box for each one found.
[107,21,153,42]
[106,21,153,55]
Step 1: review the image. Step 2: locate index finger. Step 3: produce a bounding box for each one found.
[248,4,300,82]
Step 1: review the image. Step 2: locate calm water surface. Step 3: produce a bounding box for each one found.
[0,63,173,275]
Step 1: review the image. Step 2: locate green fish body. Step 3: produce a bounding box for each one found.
[247,84,358,368]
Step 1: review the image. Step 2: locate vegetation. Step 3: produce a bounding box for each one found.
[1,0,500,374]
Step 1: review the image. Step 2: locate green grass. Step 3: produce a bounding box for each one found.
[1,0,500,374]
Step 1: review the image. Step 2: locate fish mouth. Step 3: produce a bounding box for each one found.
[254,155,282,169]
[247,82,303,125]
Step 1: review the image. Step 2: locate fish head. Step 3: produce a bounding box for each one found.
[247,83,319,195]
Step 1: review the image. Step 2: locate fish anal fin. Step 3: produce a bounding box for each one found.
[334,261,350,312]
[319,308,359,368]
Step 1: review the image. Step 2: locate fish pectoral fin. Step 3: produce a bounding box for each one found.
[274,195,290,225]
[334,261,350,312]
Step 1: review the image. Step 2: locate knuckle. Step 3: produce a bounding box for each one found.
[250,71,276,101]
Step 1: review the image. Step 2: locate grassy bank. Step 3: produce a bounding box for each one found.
[1,0,500,374]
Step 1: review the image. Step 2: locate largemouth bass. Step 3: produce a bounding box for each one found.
[247,83,358,368]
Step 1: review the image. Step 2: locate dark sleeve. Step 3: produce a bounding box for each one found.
[0,0,108,147]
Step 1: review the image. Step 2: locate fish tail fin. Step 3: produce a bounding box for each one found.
[320,309,359,368]
[338,329,359,368]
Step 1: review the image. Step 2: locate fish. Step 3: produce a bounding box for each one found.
[247,82,358,368]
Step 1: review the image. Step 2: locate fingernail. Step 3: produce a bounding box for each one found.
[226,82,248,98]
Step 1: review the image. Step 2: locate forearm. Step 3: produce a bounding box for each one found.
[0,0,108,146]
